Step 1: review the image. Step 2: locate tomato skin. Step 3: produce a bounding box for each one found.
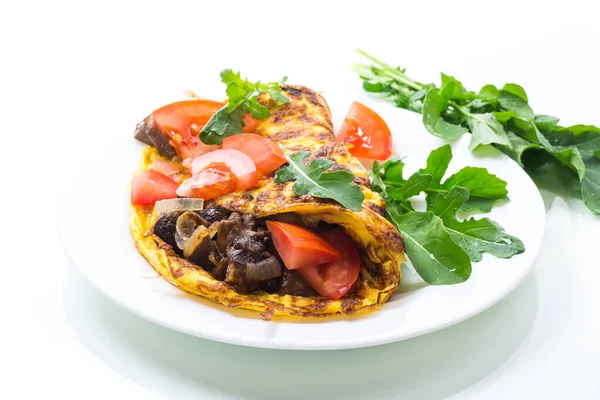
[297,229,360,300]
[242,114,260,133]
[222,134,286,176]
[266,221,341,270]
[152,100,224,159]
[176,162,237,200]
[131,170,179,206]
[190,149,258,190]
[336,101,393,160]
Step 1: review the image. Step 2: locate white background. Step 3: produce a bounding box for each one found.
[2,1,599,399]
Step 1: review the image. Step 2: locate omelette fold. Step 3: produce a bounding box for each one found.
[131,85,405,317]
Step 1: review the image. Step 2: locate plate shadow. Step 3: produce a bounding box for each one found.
[63,266,539,400]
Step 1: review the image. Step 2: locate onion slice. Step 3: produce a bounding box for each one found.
[154,198,204,215]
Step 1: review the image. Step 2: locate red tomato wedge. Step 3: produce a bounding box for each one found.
[176,162,236,200]
[297,229,360,300]
[266,221,341,270]
[242,113,260,133]
[131,170,179,206]
[222,134,286,176]
[148,159,180,178]
[190,149,258,190]
[336,101,393,160]
[152,99,224,159]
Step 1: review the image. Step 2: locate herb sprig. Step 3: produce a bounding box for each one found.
[200,70,290,145]
[275,151,365,212]
[372,145,524,284]
[355,49,600,214]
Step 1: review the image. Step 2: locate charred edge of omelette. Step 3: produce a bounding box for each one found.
[130,85,405,317]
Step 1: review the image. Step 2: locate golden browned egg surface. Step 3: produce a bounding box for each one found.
[131,85,405,317]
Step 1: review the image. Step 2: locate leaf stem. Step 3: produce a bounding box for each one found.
[356,49,423,91]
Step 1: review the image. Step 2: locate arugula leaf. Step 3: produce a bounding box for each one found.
[371,145,523,284]
[442,166,508,199]
[432,187,525,262]
[467,112,512,150]
[419,144,452,186]
[356,49,600,215]
[388,210,472,284]
[544,125,600,213]
[199,107,246,145]
[441,73,475,101]
[200,69,289,145]
[534,115,560,132]
[498,90,535,121]
[458,196,505,213]
[274,151,365,211]
[501,83,529,102]
[477,84,500,105]
[415,144,508,209]
[422,83,469,140]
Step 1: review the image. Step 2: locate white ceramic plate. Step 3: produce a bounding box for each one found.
[57,92,545,350]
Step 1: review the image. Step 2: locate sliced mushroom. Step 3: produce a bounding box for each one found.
[175,211,205,250]
[182,225,210,258]
[244,254,282,282]
[186,231,222,272]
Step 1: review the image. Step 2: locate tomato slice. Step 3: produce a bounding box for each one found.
[152,100,224,159]
[131,170,179,206]
[297,229,360,300]
[222,134,286,176]
[242,113,260,133]
[190,149,258,190]
[336,101,393,160]
[148,159,180,177]
[176,162,236,200]
[266,221,341,270]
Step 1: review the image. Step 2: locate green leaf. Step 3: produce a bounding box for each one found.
[498,90,534,121]
[467,113,512,150]
[441,73,475,101]
[459,196,506,213]
[274,151,365,211]
[477,84,500,105]
[432,187,525,262]
[419,144,452,186]
[200,70,289,145]
[442,166,508,199]
[493,110,518,124]
[534,115,560,132]
[543,125,600,213]
[362,81,386,92]
[199,106,245,145]
[387,211,472,284]
[267,87,291,104]
[248,100,270,120]
[398,172,432,198]
[422,85,469,140]
[501,83,528,102]
[357,51,600,216]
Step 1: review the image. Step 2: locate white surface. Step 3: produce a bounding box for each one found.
[2,0,600,398]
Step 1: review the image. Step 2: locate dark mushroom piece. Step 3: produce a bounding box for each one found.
[133,115,177,160]
[175,211,206,250]
[153,211,183,255]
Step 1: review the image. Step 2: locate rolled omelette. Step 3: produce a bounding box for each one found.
[131,85,405,317]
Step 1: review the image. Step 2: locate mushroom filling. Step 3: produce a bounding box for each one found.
[151,203,349,296]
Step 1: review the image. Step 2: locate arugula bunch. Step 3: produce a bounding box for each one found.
[275,151,365,211]
[372,145,524,284]
[355,49,600,214]
[200,69,290,145]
